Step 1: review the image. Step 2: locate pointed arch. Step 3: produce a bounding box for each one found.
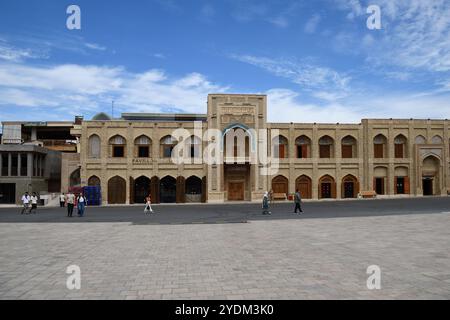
[394,134,408,158]
[108,175,126,204]
[319,135,334,158]
[341,135,357,158]
[319,174,336,199]
[295,135,311,158]
[271,175,289,196]
[341,174,359,198]
[295,175,312,199]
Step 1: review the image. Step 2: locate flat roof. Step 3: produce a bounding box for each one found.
[120,113,207,121]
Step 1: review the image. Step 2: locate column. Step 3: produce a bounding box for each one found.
[0,153,2,176]
[17,153,21,176]
[7,153,12,176]
[31,127,37,141]
[27,153,33,177]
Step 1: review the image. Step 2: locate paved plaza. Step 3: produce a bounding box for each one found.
[0,198,449,300]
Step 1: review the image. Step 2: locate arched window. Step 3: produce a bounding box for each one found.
[415,135,426,144]
[224,128,251,160]
[185,136,202,159]
[373,134,387,158]
[109,135,126,158]
[319,136,334,158]
[431,135,443,144]
[160,135,177,158]
[88,175,100,186]
[135,135,151,158]
[295,135,311,158]
[394,135,407,158]
[272,135,288,158]
[341,136,357,158]
[88,134,101,158]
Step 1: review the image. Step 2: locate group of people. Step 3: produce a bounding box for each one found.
[20,192,39,214]
[262,189,304,215]
[22,189,302,216]
[59,192,87,217]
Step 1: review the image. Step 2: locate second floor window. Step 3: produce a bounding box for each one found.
[109,135,126,158]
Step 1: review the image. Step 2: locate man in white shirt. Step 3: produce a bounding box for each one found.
[21,192,30,215]
[60,193,66,207]
[30,192,39,214]
[66,192,75,217]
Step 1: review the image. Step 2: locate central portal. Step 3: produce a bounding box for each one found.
[225,164,251,201]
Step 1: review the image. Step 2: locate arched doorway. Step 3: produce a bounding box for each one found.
[134,176,151,203]
[88,175,100,186]
[108,176,126,204]
[342,175,358,198]
[295,175,312,199]
[272,175,288,197]
[160,176,177,203]
[69,168,81,187]
[185,176,202,203]
[422,155,440,196]
[319,175,336,199]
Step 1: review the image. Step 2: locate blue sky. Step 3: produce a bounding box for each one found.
[0,0,449,123]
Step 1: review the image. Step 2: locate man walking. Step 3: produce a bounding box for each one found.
[262,191,271,215]
[59,193,66,207]
[66,192,75,217]
[30,192,39,214]
[20,192,30,214]
[294,189,303,214]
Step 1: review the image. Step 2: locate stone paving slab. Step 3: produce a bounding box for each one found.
[0,212,449,299]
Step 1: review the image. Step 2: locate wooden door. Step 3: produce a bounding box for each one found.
[321,183,332,198]
[228,182,244,200]
[296,176,311,199]
[108,176,126,204]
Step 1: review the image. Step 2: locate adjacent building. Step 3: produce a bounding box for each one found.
[0,120,79,204]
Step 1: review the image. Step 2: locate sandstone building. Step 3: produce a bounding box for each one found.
[68,94,450,205]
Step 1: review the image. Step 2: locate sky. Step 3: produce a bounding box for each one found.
[0,0,449,123]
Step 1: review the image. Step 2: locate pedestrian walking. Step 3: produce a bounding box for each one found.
[144,194,154,214]
[20,192,30,214]
[66,192,75,217]
[77,193,87,217]
[294,189,303,214]
[262,191,271,215]
[59,193,66,207]
[30,192,39,214]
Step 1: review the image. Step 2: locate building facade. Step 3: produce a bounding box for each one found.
[0,120,78,204]
[73,94,450,205]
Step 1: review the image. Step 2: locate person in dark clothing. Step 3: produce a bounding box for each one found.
[66,192,75,217]
[294,189,303,214]
[262,191,271,215]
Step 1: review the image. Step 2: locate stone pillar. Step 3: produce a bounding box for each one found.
[31,128,37,141]
[28,154,31,177]
[17,153,21,176]
[312,125,319,199]
[7,153,11,176]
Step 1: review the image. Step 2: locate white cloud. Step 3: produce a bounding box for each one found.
[336,0,450,72]
[85,42,107,51]
[304,14,321,34]
[0,42,48,62]
[230,54,351,100]
[0,62,228,116]
[266,88,362,123]
[266,87,450,123]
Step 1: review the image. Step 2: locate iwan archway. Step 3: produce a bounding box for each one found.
[422,155,440,196]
